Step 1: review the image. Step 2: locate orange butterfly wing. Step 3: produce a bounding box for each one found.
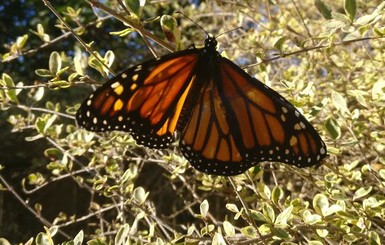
[179,77,253,175]
[76,50,199,148]
[218,58,327,168]
[179,54,327,175]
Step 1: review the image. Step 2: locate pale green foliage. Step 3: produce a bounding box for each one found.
[1,0,385,244]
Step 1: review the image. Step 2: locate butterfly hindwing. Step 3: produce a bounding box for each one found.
[179,77,255,176]
[217,58,327,168]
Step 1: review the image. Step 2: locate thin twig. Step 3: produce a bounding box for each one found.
[0,173,71,239]
[228,177,267,245]
[243,35,385,69]
[41,0,116,76]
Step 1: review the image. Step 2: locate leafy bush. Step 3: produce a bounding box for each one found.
[1,0,385,244]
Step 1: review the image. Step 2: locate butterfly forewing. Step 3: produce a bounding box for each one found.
[76,50,200,148]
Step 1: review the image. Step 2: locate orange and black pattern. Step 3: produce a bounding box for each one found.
[76,37,327,176]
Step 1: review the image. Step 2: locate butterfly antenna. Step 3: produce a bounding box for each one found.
[215,27,244,39]
[175,11,209,37]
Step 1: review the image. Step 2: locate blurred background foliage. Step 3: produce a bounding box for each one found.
[1,0,385,244]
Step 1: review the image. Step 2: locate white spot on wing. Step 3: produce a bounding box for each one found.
[320,147,326,155]
[111,81,121,89]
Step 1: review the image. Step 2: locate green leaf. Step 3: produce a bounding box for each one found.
[0,238,11,245]
[257,183,271,199]
[36,232,53,245]
[226,203,239,213]
[115,224,130,245]
[240,226,257,238]
[275,205,293,227]
[302,210,322,225]
[110,28,134,37]
[316,228,329,238]
[16,34,28,49]
[56,66,69,76]
[258,224,271,235]
[374,27,385,36]
[73,230,84,245]
[1,73,19,103]
[25,134,44,142]
[355,2,385,26]
[200,199,209,219]
[88,51,114,77]
[271,227,290,239]
[331,91,350,115]
[68,72,79,83]
[332,12,351,24]
[323,204,343,216]
[262,203,275,223]
[223,221,235,237]
[104,50,115,68]
[160,15,181,45]
[49,80,71,89]
[212,232,226,245]
[372,80,385,101]
[271,186,284,205]
[32,24,50,42]
[200,224,215,236]
[250,210,267,222]
[48,226,58,236]
[31,86,45,101]
[133,186,148,204]
[313,193,329,216]
[368,231,381,245]
[37,23,44,34]
[347,90,368,108]
[353,186,372,200]
[343,233,358,242]
[120,169,133,185]
[49,51,62,75]
[35,117,45,134]
[273,36,287,52]
[187,225,195,236]
[344,0,356,21]
[336,211,356,221]
[314,0,332,19]
[379,169,385,180]
[74,56,84,75]
[325,117,341,140]
[309,98,328,116]
[125,0,146,18]
[355,14,379,26]
[324,172,339,183]
[344,159,360,171]
[35,69,54,77]
[325,18,347,32]
[87,238,108,245]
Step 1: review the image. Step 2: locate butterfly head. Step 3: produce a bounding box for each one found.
[203,36,218,53]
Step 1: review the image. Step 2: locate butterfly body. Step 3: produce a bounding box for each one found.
[76,36,327,176]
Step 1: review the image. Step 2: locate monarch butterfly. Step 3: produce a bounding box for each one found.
[76,36,327,176]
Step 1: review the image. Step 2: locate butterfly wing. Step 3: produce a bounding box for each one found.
[217,58,327,168]
[179,77,254,176]
[179,55,327,176]
[76,49,200,148]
